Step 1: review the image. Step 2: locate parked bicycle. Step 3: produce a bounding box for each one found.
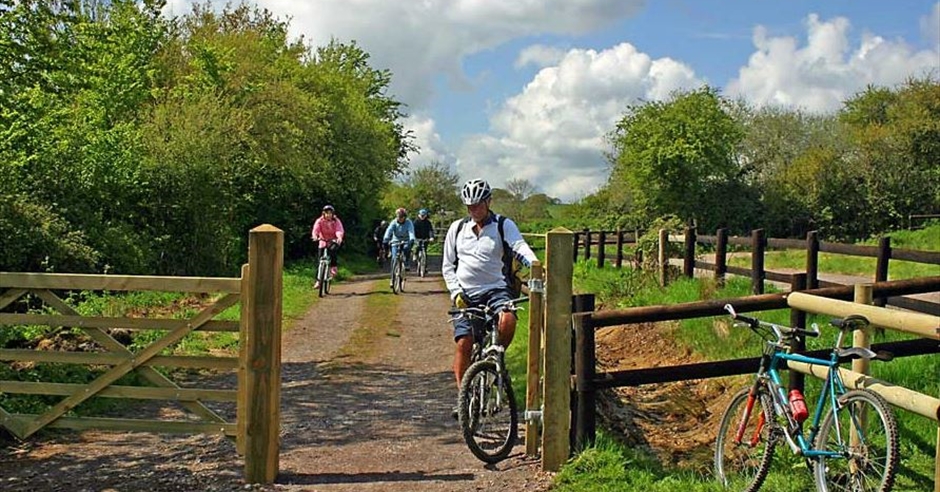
[715,304,899,492]
[415,239,430,277]
[388,240,407,294]
[449,295,527,463]
[315,240,337,297]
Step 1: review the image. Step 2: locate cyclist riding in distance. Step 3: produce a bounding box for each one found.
[311,204,345,290]
[412,208,435,263]
[442,178,538,416]
[373,219,388,261]
[383,208,416,277]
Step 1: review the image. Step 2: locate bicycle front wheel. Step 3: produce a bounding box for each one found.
[418,249,427,277]
[391,258,402,294]
[458,360,518,463]
[814,389,899,492]
[714,386,776,492]
[317,260,329,298]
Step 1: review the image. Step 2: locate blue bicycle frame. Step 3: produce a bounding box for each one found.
[762,347,848,459]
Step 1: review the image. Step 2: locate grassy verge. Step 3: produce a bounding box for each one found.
[545,254,937,491]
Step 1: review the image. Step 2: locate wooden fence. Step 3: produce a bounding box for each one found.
[0,224,283,484]
[664,227,940,315]
[567,276,940,488]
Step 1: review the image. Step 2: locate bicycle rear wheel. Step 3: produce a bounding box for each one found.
[714,386,776,492]
[814,389,899,492]
[458,360,518,463]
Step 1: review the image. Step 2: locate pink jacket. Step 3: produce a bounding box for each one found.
[311,216,345,249]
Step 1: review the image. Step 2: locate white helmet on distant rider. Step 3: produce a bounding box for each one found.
[460,179,491,206]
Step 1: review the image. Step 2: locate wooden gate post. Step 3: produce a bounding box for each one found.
[751,229,765,294]
[806,231,819,289]
[658,229,669,287]
[243,225,283,484]
[874,237,890,307]
[542,228,574,472]
[683,226,696,278]
[715,228,728,285]
[614,228,624,269]
[596,231,606,269]
[525,261,544,457]
[788,273,807,393]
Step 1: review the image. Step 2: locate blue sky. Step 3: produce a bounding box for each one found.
[165,1,940,202]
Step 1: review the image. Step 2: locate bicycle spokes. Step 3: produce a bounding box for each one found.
[814,390,898,492]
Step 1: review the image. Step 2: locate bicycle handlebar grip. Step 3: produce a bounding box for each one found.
[792,327,820,338]
[734,314,761,328]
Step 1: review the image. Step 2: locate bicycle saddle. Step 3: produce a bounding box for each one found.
[830,314,870,331]
[834,346,894,362]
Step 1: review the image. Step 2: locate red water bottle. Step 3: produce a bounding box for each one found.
[789,389,809,422]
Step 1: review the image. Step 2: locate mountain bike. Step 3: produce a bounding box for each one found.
[415,239,430,277]
[315,240,336,297]
[715,304,899,492]
[388,241,407,294]
[449,295,528,463]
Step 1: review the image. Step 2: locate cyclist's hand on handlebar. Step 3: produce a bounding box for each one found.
[453,291,471,309]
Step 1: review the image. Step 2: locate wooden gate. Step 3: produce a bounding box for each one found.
[0,224,282,483]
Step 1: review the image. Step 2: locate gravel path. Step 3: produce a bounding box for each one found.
[0,263,553,492]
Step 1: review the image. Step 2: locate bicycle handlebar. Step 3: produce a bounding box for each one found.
[723,303,820,339]
[447,295,529,317]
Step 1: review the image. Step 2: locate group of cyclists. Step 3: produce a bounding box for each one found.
[372,207,435,275]
[311,179,538,423]
[311,205,437,289]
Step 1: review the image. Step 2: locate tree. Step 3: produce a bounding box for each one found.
[606,87,750,232]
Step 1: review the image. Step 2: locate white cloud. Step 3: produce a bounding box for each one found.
[515,45,568,69]
[403,114,455,170]
[728,13,940,113]
[458,43,703,202]
[221,0,644,110]
[923,3,940,47]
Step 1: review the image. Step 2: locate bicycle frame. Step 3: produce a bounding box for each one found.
[756,339,850,459]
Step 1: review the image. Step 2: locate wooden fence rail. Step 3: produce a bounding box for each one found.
[665,227,940,315]
[569,276,940,448]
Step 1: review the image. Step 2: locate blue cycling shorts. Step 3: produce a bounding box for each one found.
[452,288,514,342]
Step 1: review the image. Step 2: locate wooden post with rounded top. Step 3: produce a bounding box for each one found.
[542,228,573,471]
[243,225,283,484]
[525,260,544,457]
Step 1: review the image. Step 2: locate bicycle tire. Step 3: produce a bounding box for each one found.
[317,260,329,298]
[813,389,899,492]
[458,360,518,463]
[714,386,776,492]
[397,258,405,292]
[391,256,401,294]
[418,249,427,277]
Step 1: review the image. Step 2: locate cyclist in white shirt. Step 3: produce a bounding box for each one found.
[442,179,537,417]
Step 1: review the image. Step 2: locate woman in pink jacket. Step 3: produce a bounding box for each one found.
[311,204,345,289]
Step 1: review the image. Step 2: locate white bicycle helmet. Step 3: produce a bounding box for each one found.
[460,179,492,205]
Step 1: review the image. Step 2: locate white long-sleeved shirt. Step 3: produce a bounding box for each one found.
[441,213,538,298]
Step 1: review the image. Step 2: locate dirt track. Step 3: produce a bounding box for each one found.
[0,266,552,492]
